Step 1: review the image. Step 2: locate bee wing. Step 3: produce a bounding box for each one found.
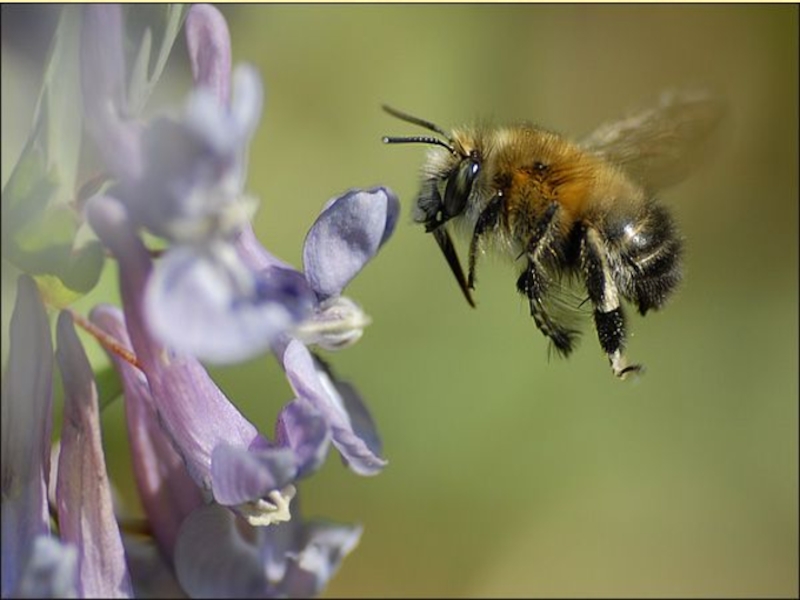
[579,90,726,192]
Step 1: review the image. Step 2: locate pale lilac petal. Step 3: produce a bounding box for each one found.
[55,311,133,598]
[1,276,53,596]
[182,64,262,195]
[210,444,297,506]
[144,243,313,364]
[303,187,400,298]
[118,115,247,242]
[274,399,332,478]
[174,504,268,598]
[81,4,143,181]
[230,65,264,141]
[257,516,299,585]
[182,66,262,156]
[255,503,363,597]
[87,196,265,491]
[90,304,204,556]
[13,536,78,599]
[235,223,297,273]
[186,3,232,105]
[326,378,384,468]
[110,67,263,244]
[281,340,387,476]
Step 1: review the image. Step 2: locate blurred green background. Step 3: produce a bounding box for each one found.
[2,4,797,598]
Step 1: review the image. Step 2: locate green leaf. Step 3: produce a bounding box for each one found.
[127,27,153,116]
[95,363,124,412]
[127,4,187,116]
[32,5,83,196]
[62,240,105,295]
[1,120,59,246]
[0,7,107,302]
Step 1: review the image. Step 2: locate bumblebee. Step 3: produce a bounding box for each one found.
[383,91,724,379]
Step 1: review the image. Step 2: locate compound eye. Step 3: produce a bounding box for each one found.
[466,159,481,185]
[443,157,481,220]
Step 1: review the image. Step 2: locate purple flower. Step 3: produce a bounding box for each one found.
[230,185,399,477]
[87,197,311,528]
[294,186,400,351]
[173,501,363,598]
[303,187,399,300]
[82,4,308,365]
[89,304,205,556]
[86,199,372,595]
[5,3,399,597]
[279,339,388,476]
[1,276,132,597]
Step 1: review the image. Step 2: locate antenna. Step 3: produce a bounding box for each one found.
[382,105,460,155]
[381,105,452,138]
[382,135,456,155]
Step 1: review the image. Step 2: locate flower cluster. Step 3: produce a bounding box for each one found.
[2,4,397,597]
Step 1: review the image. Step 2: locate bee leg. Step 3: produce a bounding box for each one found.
[581,226,644,379]
[516,203,578,356]
[517,263,577,356]
[467,193,505,289]
[414,176,446,231]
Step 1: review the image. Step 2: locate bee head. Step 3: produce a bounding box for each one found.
[382,105,480,307]
[381,105,481,231]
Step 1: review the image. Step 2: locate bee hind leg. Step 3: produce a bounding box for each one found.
[580,226,644,379]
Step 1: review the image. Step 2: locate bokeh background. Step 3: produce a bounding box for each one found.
[2,4,797,598]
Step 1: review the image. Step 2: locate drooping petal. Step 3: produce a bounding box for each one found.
[323,377,384,470]
[255,498,363,597]
[90,304,204,556]
[174,504,269,598]
[86,196,266,491]
[278,521,363,597]
[80,4,143,181]
[186,3,232,106]
[303,187,400,299]
[274,399,332,479]
[280,339,387,476]
[1,276,54,597]
[55,311,133,598]
[144,242,314,364]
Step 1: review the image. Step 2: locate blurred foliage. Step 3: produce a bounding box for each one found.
[2,4,797,598]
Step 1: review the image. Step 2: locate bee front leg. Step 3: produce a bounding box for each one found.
[467,193,504,289]
[580,226,644,379]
